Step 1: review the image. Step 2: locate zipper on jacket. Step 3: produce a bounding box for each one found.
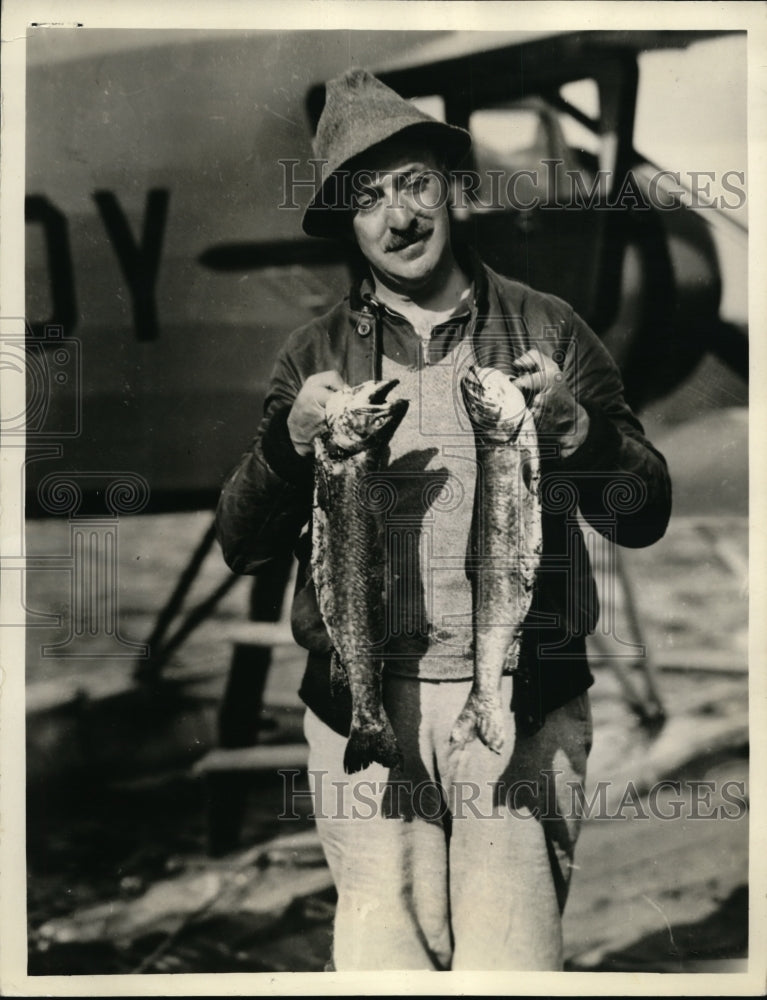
[360,299,382,381]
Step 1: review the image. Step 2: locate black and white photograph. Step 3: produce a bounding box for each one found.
[1,1,765,995]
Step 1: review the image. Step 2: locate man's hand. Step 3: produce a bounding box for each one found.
[511,349,589,458]
[287,370,347,456]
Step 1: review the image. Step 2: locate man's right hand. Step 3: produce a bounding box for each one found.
[287,370,347,456]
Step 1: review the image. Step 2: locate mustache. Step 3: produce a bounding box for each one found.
[385,225,432,252]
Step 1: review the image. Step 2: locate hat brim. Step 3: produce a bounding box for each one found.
[301,120,472,239]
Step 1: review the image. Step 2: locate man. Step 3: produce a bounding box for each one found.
[216,69,671,970]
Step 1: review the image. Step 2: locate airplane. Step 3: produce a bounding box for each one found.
[23,28,747,508]
[20,27,748,732]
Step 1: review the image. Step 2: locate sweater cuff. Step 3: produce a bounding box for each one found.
[555,403,622,473]
[261,406,315,488]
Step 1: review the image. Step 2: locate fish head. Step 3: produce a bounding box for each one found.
[325,379,409,455]
[461,365,528,442]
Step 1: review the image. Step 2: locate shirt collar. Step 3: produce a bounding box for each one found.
[358,274,473,323]
[352,242,485,325]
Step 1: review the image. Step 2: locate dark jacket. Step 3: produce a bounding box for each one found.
[216,257,672,735]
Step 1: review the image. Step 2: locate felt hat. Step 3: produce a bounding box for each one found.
[301,68,471,238]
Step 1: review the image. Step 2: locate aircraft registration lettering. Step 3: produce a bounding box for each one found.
[26,189,170,342]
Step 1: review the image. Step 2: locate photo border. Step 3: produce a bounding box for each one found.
[2,1,765,995]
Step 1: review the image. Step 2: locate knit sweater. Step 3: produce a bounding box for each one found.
[379,343,479,679]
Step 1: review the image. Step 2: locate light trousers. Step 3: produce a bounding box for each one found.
[304,674,593,971]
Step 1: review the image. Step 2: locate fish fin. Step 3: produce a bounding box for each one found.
[343,719,403,775]
[329,649,349,696]
[450,692,505,754]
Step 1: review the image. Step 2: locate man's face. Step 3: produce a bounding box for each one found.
[349,138,452,295]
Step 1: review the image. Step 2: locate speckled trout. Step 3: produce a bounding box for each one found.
[312,378,409,774]
[450,365,542,754]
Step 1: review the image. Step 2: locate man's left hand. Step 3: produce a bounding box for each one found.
[511,349,589,458]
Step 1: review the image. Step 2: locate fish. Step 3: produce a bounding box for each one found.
[312,377,409,774]
[450,365,542,754]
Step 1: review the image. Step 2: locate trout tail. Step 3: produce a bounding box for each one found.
[343,717,403,775]
[449,692,505,754]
